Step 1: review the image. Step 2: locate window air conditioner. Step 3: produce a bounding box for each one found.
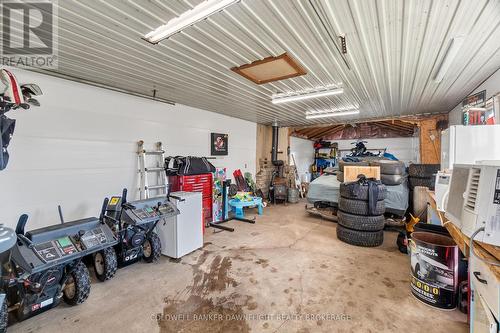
[445,163,500,246]
[435,171,452,212]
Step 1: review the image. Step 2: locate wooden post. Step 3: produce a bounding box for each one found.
[418,115,447,164]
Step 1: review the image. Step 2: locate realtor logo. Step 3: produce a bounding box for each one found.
[1,1,58,68]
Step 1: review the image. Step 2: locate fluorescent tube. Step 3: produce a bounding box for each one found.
[144,0,239,44]
[434,36,465,82]
[305,109,359,119]
[272,87,343,104]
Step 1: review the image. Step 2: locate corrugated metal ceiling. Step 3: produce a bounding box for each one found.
[32,0,500,126]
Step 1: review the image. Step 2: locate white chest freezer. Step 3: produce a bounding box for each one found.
[157,191,203,258]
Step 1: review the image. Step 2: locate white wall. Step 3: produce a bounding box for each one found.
[289,136,314,182]
[333,137,420,165]
[449,69,500,125]
[0,68,256,230]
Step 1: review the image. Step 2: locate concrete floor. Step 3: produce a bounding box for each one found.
[11,201,467,333]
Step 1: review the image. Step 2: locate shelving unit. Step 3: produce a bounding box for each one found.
[311,142,338,181]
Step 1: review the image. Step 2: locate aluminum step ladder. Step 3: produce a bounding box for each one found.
[138,140,168,199]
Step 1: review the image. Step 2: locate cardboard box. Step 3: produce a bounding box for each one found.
[344,166,381,182]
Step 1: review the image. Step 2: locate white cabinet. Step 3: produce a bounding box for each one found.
[470,253,500,333]
[157,191,203,258]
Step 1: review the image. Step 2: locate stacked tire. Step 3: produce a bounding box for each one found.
[369,160,406,186]
[408,164,440,190]
[337,181,386,247]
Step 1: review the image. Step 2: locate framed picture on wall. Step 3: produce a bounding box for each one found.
[211,133,228,156]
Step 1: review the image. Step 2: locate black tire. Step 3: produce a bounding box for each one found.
[143,231,161,263]
[397,232,408,254]
[336,171,344,182]
[0,296,7,333]
[336,224,384,247]
[63,262,91,306]
[94,247,118,282]
[408,164,440,178]
[458,281,468,314]
[339,197,385,216]
[340,182,386,201]
[337,210,385,231]
[370,160,405,175]
[409,176,435,190]
[339,160,369,171]
[380,173,404,186]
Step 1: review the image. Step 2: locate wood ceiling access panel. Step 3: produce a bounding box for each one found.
[231,53,306,85]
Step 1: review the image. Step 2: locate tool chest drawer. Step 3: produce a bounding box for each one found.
[169,174,213,227]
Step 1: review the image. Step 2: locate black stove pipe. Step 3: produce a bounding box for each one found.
[271,121,279,165]
[271,121,284,167]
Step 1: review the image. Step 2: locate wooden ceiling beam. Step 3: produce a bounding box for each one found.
[309,125,339,139]
[375,122,408,134]
[299,126,331,139]
[376,122,409,132]
[394,121,417,131]
[320,125,346,139]
[375,122,413,136]
[292,118,421,140]
[298,128,319,137]
[378,121,415,132]
[290,132,309,139]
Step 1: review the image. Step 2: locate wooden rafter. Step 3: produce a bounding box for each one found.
[375,122,414,135]
[290,117,424,140]
[382,120,415,132]
[319,125,346,139]
[309,125,339,139]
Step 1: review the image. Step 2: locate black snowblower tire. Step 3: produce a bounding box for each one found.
[63,262,91,306]
[337,210,385,231]
[408,164,440,178]
[370,160,405,175]
[339,160,369,171]
[336,224,384,247]
[143,231,161,263]
[340,182,386,201]
[94,247,118,282]
[339,197,385,216]
[381,173,405,186]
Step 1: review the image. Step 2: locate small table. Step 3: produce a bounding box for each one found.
[229,197,263,219]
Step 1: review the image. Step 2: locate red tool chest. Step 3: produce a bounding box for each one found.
[169,173,213,231]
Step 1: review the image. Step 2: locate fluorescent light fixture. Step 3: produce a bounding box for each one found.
[306,106,358,115]
[271,87,343,104]
[305,109,359,119]
[434,36,465,82]
[143,0,239,44]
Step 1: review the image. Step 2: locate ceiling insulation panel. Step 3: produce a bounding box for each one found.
[20,0,500,126]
